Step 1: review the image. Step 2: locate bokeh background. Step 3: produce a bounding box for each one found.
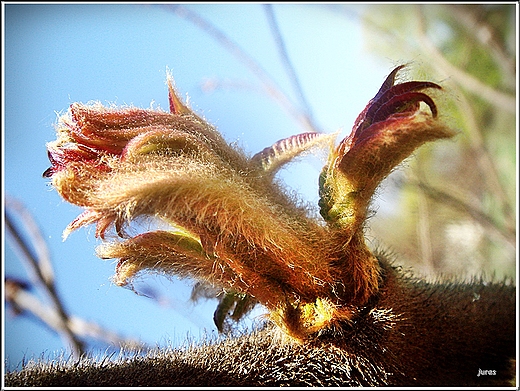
[3,3,516,371]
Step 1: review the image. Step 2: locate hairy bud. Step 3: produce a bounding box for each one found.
[44,67,455,340]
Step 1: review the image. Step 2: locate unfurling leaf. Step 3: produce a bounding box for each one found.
[251,132,336,175]
[319,65,455,235]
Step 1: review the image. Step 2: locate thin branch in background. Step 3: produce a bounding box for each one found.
[5,198,54,288]
[5,197,148,358]
[413,161,434,272]
[4,197,85,360]
[160,4,320,134]
[446,4,516,89]
[5,278,145,352]
[347,4,515,112]
[263,4,319,131]
[200,78,264,95]
[415,5,516,114]
[411,180,516,252]
[452,82,514,223]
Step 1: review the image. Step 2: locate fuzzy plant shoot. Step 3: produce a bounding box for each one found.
[43,66,451,339]
[32,66,516,387]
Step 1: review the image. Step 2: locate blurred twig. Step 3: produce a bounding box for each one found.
[263,4,319,130]
[200,78,264,95]
[445,4,515,89]
[4,196,147,358]
[416,188,434,270]
[411,181,516,252]
[5,197,85,359]
[161,4,320,133]
[5,277,144,351]
[451,81,514,221]
[415,5,516,113]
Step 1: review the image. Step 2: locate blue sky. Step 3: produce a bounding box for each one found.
[3,3,395,370]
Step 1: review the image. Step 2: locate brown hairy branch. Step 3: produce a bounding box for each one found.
[5,268,516,386]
